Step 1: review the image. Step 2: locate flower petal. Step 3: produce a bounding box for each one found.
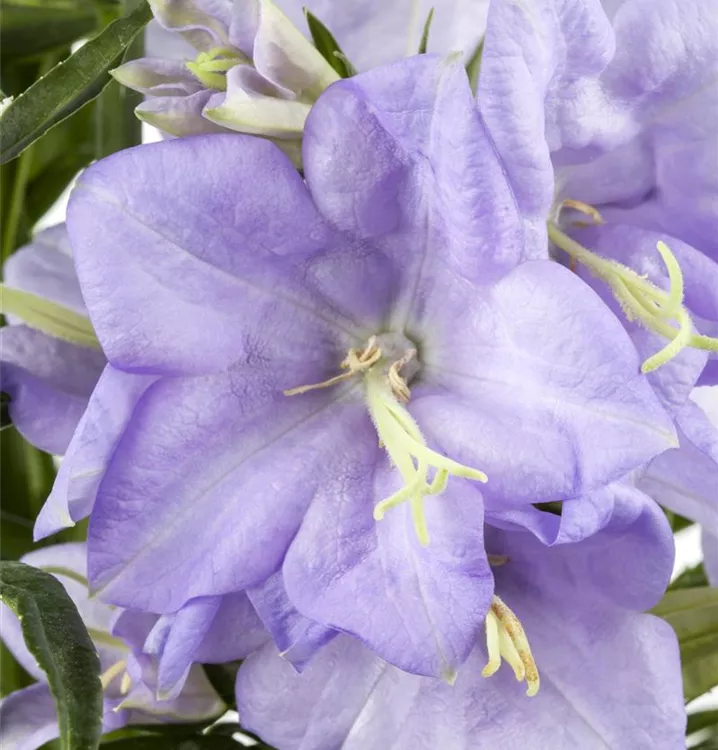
[135,90,228,136]
[67,134,350,375]
[639,399,718,536]
[487,480,674,610]
[237,598,684,750]
[0,683,60,750]
[247,570,335,670]
[35,366,154,539]
[87,374,366,612]
[1,326,104,455]
[111,57,202,96]
[413,260,676,507]
[3,224,85,317]
[284,437,493,678]
[478,0,615,228]
[149,0,233,51]
[303,54,538,300]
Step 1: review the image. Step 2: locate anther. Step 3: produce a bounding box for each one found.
[482,595,540,697]
[557,198,605,227]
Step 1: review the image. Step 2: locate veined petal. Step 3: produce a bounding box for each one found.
[87,376,366,612]
[247,570,335,670]
[237,603,684,750]
[67,134,351,375]
[283,433,493,679]
[111,57,203,96]
[35,366,155,539]
[252,0,339,100]
[135,89,228,136]
[413,261,676,507]
[303,55,536,300]
[0,326,104,456]
[0,684,60,750]
[478,0,616,228]
[149,0,233,51]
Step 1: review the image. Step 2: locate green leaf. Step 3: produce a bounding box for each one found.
[652,587,718,702]
[670,562,709,590]
[0,0,151,164]
[0,561,103,750]
[0,5,96,60]
[303,9,355,78]
[100,738,246,749]
[418,8,434,55]
[664,508,694,533]
[465,37,484,96]
[688,710,718,737]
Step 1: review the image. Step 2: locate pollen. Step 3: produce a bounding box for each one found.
[482,595,540,697]
[284,332,488,545]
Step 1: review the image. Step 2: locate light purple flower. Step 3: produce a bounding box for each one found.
[63,55,676,678]
[478,0,718,387]
[112,0,339,154]
[0,225,105,455]
[236,513,685,750]
[0,544,226,750]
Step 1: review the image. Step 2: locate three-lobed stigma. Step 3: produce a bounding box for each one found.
[186,46,248,91]
[284,333,487,545]
[548,219,718,373]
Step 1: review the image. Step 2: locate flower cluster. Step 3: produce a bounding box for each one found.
[1,0,717,748]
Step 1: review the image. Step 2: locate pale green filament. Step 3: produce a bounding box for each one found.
[365,369,487,546]
[548,224,718,373]
[482,595,540,697]
[1,283,101,349]
[185,46,247,90]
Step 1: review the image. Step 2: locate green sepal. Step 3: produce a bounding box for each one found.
[418,8,435,54]
[303,9,355,78]
[0,561,103,750]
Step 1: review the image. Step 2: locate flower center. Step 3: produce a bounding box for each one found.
[284,332,488,546]
[185,46,248,91]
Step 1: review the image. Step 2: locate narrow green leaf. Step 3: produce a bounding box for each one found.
[652,587,718,701]
[688,710,718,737]
[303,9,355,78]
[693,738,718,750]
[0,561,103,750]
[0,6,96,59]
[1,284,101,348]
[418,8,434,55]
[100,738,245,749]
[0,0,152,164]
[465,37,484,96]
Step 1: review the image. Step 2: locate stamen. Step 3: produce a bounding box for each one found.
[283,337,380,396]
[120,671,132,696]
[557,198,605,227]
[100,659,127,690]
[481,595,540,697]
[487,554,509,567]
[284,335,488,544]
[548,222,718,372]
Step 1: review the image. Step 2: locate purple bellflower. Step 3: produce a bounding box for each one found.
[478,0,718,387]
[0,225,105,455]
[236,511,685,749]
[477,0,718,557]
[111,0,340,156]
[58,55,679,682]
[0,544,226,750]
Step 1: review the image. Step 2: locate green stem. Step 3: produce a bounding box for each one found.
[1,146,34,262]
